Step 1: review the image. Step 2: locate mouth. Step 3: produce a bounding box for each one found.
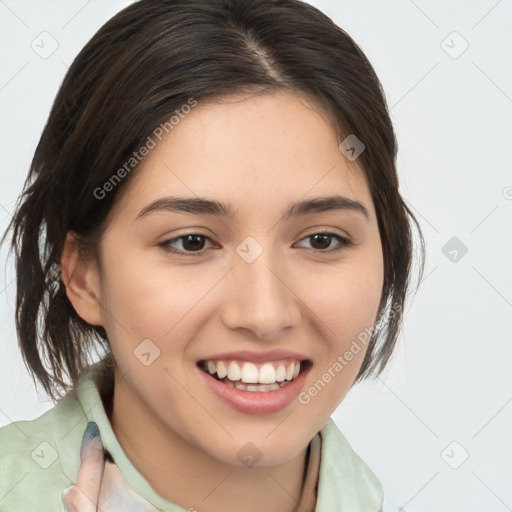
[197,358,312,392]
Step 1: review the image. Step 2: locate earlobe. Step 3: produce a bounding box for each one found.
[60,232,104,326]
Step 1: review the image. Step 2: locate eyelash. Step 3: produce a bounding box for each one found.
[158,232,353,257]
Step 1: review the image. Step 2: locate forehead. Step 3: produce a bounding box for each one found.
[111,90,372,220]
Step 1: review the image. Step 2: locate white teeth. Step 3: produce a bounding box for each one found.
[240,362,259,384]
[202,359,303,386]
[224,381,282,392]
[276,365,286,382]
[245,383,281,392]
[259,363,276,384]
[216,361,227,379]
[227,361,241,381]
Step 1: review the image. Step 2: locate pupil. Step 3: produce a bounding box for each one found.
[184,235,204,251]
[311,234,330,250]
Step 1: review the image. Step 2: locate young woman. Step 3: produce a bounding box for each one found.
[0,0,424,510]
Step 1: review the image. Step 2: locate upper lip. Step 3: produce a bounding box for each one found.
[198,349,310,364]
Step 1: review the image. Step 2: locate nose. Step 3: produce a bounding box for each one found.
[220,245,301,340]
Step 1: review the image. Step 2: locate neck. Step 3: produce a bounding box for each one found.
[109,370,309,512]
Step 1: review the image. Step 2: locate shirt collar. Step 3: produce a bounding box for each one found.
[59,364,382,511]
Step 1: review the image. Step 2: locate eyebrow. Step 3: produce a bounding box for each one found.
[136,195,369,221]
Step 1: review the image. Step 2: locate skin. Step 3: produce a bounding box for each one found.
[61,89,384,512]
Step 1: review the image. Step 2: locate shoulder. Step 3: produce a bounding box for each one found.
[320,418,383,487]
[317,419,384,510]
[0,393,87,510]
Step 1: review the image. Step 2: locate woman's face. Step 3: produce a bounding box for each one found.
[93,90,383,466]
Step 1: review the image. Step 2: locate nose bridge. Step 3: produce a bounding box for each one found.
[221,237,300,338]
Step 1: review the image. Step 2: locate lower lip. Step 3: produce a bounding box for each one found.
[198,365,310,415]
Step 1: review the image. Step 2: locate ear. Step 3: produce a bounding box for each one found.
[60,232,104,326]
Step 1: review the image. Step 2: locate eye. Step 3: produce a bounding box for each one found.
[158,233,215,257]
[158,231,353,258]
[296,232,353,253]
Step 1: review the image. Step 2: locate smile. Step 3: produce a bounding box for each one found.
[198,359,303,392]
[196,356,312,414]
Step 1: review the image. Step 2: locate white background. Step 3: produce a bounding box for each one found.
[1,1,511,511]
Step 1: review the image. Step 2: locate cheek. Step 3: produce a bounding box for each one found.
[98,251,227,364]
[296,275,382,423]
[309,252,383,341]
[100,251,184,331]
[299,248,383,400]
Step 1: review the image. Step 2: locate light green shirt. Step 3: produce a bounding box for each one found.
[0,365,383,511]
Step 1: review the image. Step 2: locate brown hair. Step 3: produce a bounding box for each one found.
[2,0,424,400]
